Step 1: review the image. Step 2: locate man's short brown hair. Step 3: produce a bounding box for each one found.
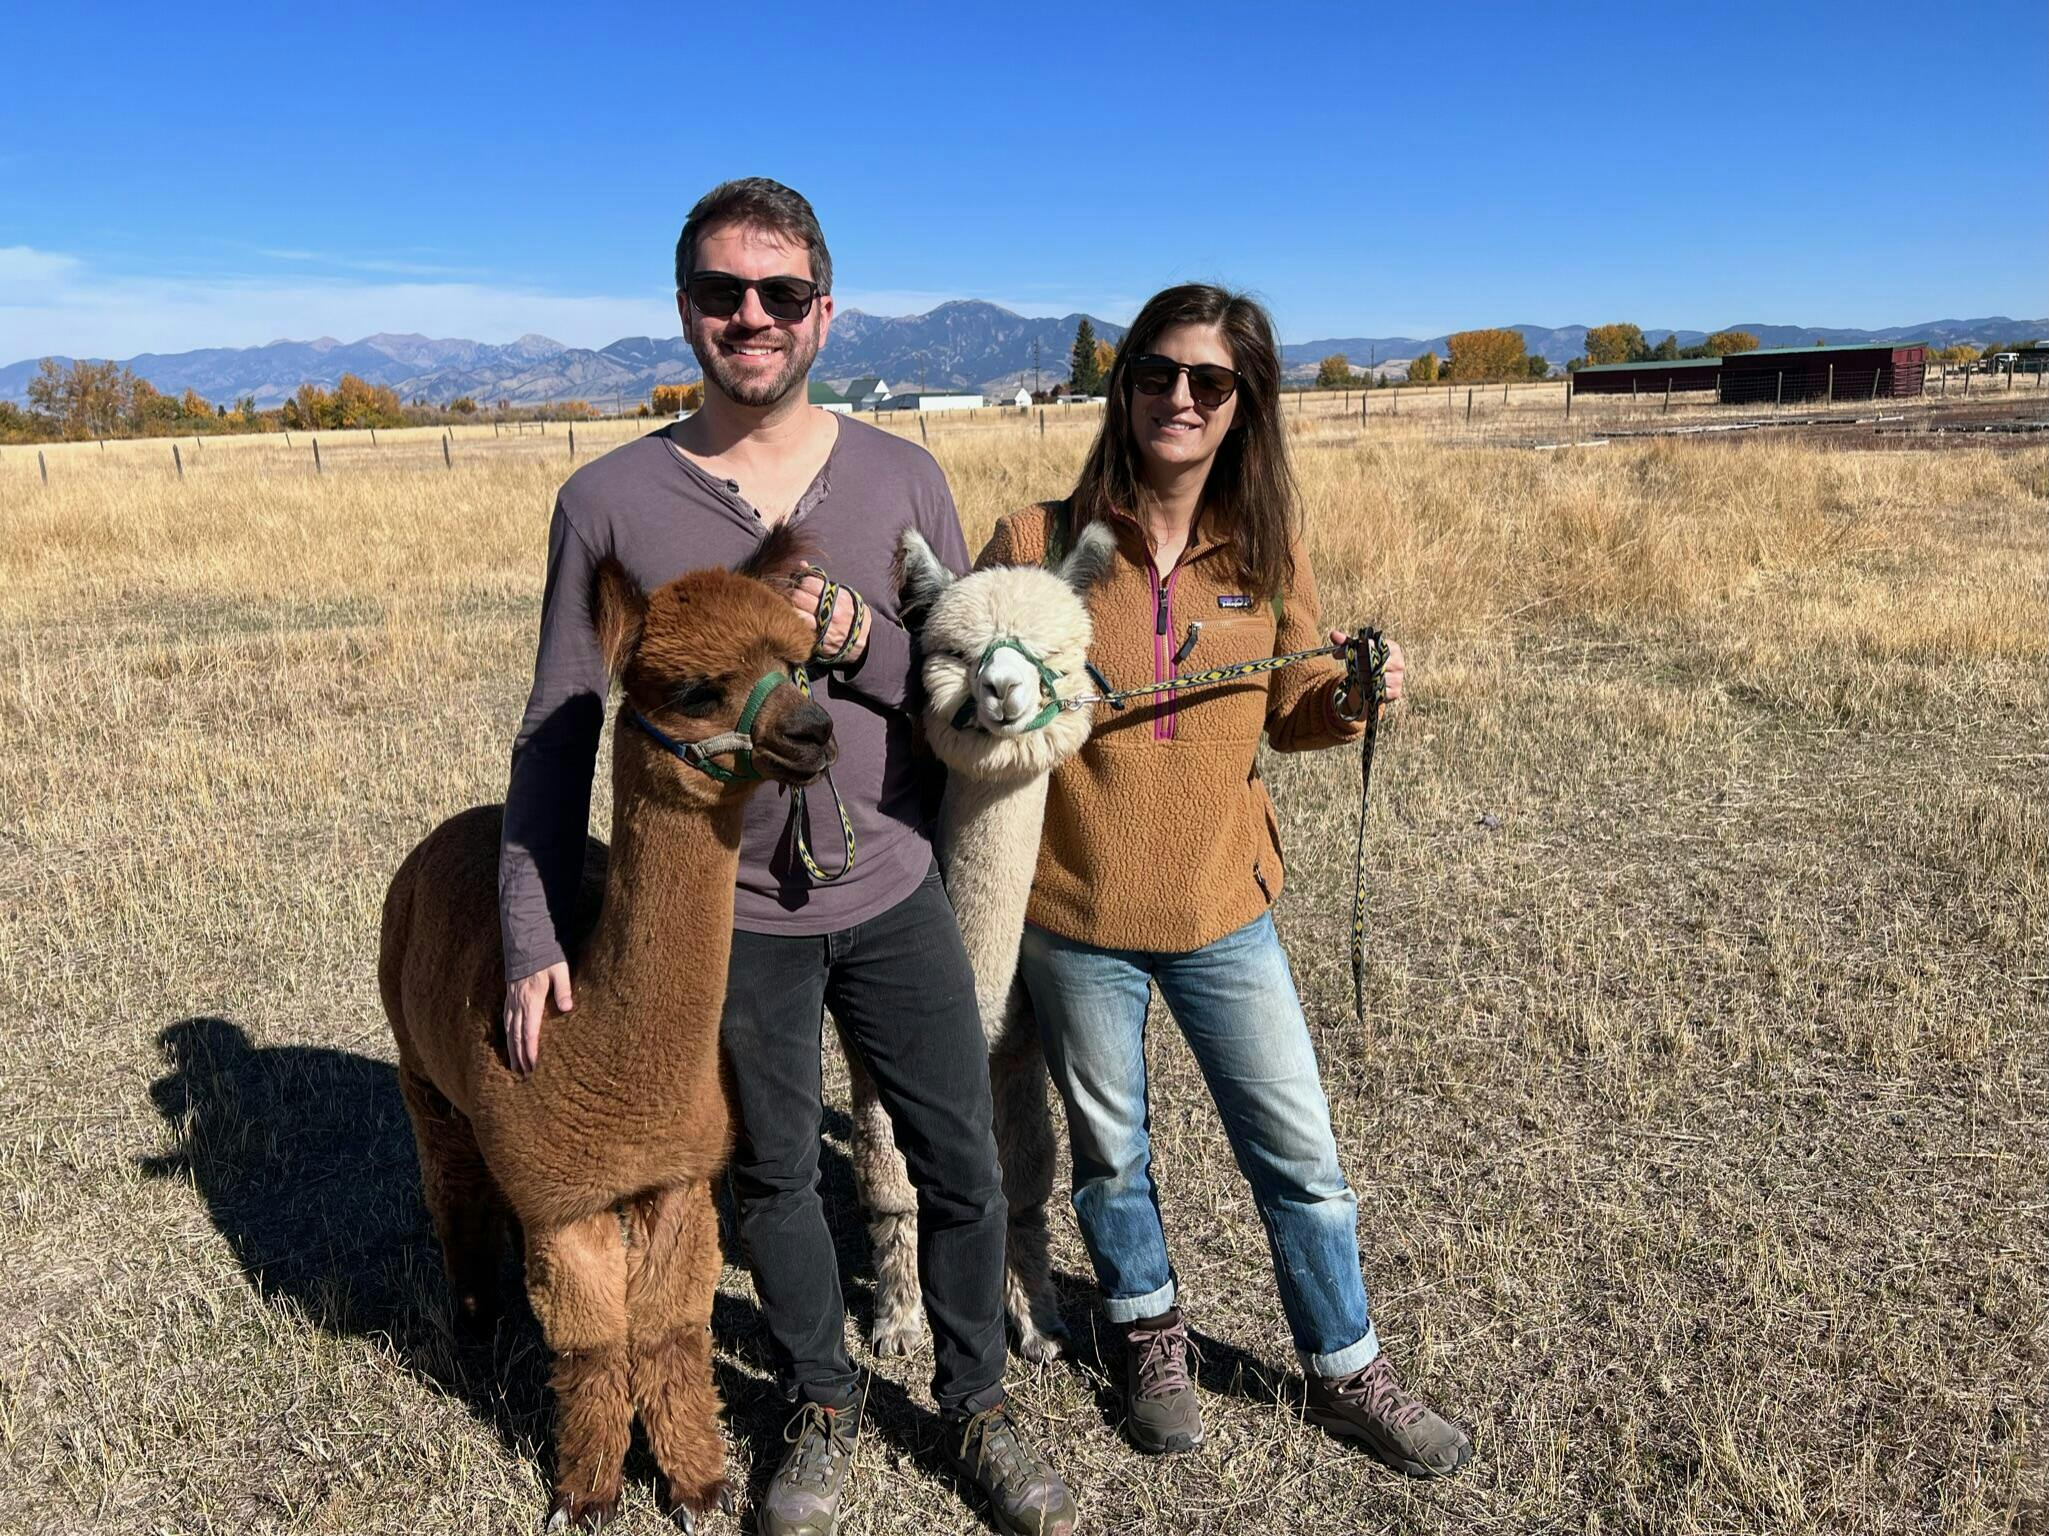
[674,178,832,294]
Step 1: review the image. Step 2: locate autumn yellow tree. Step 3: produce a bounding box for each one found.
[1705,331,1760,356]
[1583,324,1647,365]
[1093,339,1117,381]
[26,358,133,438]
[1446,329,1528,382]
[1315,354,1355,389]
[651,382,704,414]
[1408,351,1441,384]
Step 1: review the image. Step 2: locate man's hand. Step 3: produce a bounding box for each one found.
[790,572,870,666]
[504,961,573,1075]
[1330,630,1405,713]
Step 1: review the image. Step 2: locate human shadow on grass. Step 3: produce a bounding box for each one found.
[142,1015,943,1513]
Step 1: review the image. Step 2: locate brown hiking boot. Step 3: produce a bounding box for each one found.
[946,1401,1078,1536]
[1121,1308,1203,1453]
[1306,1354,1473,1477]
[760,1384,865,1536]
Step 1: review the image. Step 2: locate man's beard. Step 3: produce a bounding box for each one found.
[689,319,822,409]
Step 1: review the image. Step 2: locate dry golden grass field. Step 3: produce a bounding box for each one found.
[1,397,2044,1535]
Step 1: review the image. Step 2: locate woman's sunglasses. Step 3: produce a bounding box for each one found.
[684,271,822,322]
[1127,355,1241,408]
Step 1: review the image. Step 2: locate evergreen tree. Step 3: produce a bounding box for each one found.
[1069,318,1101,394]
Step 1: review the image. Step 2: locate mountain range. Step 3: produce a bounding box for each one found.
[4,305,2041,408]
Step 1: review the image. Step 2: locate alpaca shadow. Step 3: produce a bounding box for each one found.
[141,1016,554,1457]
[144,1016,929,1502]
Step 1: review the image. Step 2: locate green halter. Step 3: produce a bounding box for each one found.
[627,666,786,783]
[949,637,1065,734]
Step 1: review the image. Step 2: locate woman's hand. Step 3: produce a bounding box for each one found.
[1330,630,1404,713]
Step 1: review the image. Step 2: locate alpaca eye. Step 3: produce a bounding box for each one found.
[668,680,722,717]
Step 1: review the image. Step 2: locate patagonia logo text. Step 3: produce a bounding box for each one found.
[1217,594,1252,609]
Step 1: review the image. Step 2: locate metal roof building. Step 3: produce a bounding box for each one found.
[1718,344,1926,405]
[1568,357,1722,395]
[1568,344,1928,404]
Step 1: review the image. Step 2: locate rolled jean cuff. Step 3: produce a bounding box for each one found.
[1100,1278,1177,1326]
[1302,1321,1381,1379]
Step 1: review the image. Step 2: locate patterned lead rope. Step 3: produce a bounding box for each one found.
[1066,629,1390,1023]
[787,664,855,882]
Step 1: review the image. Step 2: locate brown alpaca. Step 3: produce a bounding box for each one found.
[378,525,832,1532]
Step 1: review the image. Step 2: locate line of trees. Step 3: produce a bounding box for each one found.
[0,357,625,444]
[1568,326,1761,371]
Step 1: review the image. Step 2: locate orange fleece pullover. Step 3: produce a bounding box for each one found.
[976,500,1365,954]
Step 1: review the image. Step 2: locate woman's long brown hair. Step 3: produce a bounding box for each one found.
[1068,283,1297,601]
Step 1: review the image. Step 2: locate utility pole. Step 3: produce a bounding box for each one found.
[1032,337,1042,398]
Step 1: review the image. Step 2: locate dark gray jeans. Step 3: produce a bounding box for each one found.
[722,862,1008,1416]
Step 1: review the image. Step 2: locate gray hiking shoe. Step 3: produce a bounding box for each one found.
[760,1390,863,1536]
[1122,1308,1203,1453]
[946,1401,1078,1536]
[1306,1354,1473,1477]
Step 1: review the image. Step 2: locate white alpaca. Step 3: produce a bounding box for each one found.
[837,521,1114,1362]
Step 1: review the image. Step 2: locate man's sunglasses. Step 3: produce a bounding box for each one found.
[684,271,822,322]
[1127,355,1241,407]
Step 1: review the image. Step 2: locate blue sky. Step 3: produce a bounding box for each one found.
[2,1,2042,360]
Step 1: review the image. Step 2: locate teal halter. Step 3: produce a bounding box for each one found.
[949,637,1064,734]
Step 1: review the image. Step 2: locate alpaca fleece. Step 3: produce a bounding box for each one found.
[845,523,1113,1361]
[380,546,820,1528]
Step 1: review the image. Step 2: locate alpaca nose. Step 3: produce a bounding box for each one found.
[782,699,834,748]
[984,675,1029,721]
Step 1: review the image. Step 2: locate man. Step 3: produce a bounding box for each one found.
[497,178,1076,1536]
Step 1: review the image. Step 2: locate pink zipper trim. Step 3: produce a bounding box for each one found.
[1154,564,1183,740]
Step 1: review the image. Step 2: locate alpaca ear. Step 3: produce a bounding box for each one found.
[590,557,648,682]
[735,521,817,590]
[893,528,957,633]
[1058,520,1118,599]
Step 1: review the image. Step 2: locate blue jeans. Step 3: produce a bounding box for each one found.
[1017,912,1380,1376]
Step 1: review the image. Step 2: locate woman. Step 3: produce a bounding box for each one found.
[978,284,1471,1477]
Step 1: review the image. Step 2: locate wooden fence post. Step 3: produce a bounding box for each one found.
[443,435,452,470]
[919,414,929,445]
[284,430,293,448]
[39,450,48,484]
[1775,372,1783,410]
[371,428,378,447]
[1664,378,1672,412]
[173,444,183,479]
[569,425,576,458]
[1826,363,1834,405]
[1038,409,1045,437]
[313,438,322,475]
[1465,388,1473,422]
[1565,378,1572,418]
[494,420,500,437]
[1871,368,1880,401]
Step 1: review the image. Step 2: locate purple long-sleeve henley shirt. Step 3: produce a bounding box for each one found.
[496,415,969,982]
